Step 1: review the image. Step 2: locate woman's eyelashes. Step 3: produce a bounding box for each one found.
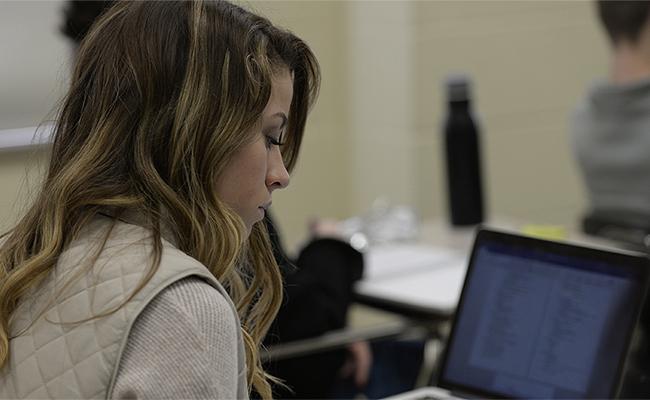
[264,131,285,149]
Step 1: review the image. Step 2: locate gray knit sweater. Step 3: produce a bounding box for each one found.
[112,278,248,399]
[571,78,650,214]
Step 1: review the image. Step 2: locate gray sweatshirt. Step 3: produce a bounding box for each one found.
[571,78,650,214]
[112,277,247,399]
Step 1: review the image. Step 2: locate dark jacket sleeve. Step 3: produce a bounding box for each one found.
[262,214,365,399]
[264,214,364,343]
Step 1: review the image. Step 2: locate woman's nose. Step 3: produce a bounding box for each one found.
[267,148,290,191]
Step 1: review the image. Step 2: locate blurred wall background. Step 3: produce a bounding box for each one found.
[0,1,608,251]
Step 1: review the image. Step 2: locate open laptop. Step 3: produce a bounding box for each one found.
[391,228,649,399]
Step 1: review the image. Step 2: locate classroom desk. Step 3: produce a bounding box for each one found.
[353,244,468,320]
[353,219,496,320]
[352,218,635,390]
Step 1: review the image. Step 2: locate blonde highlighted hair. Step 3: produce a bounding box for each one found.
[0,1,319,398]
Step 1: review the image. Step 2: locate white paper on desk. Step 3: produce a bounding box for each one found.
[358,243,468,315]
[356,266,468,314]
[364,243,461,280]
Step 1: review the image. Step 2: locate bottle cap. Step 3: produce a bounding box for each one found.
[445,74,472,102]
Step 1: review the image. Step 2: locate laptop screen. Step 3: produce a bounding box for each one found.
[439,229,649,399]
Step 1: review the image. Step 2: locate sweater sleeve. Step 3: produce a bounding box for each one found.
[111,277,243,399]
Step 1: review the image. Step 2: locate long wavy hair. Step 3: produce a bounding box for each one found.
[0,1,319,398]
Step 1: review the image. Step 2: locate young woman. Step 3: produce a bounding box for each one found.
[0,1,319,398]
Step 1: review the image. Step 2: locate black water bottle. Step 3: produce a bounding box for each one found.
[443,75,484,226]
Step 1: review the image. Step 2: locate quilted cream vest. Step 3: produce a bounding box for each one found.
[0,215,239,399]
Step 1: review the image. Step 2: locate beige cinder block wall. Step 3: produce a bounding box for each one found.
[0,0,610,251]
[412,1,609,226]
[255,0,610,247]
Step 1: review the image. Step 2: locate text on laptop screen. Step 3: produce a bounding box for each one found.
[442,241,645,398]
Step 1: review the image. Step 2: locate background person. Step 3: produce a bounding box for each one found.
[263,214,368,398]
[571,1,650,218]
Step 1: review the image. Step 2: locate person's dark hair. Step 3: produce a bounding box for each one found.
[61,0,115,44]
[597,1,650,44]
